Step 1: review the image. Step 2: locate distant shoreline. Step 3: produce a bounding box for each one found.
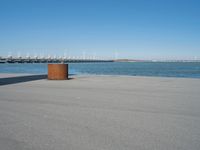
[114,59,200,63]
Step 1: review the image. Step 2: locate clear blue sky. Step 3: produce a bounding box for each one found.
[0,0,200,59]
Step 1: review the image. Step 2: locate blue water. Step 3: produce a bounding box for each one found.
[0,62,200,78]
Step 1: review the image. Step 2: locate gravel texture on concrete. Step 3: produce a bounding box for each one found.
[0,74,200,150]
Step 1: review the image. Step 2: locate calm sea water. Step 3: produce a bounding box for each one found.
[0,62,200,78]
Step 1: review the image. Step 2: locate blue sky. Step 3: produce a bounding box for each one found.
[0,0,199,59]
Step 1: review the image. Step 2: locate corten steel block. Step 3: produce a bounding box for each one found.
[48,64,68,80]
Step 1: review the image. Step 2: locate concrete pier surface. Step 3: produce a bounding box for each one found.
[0,74,200,150]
